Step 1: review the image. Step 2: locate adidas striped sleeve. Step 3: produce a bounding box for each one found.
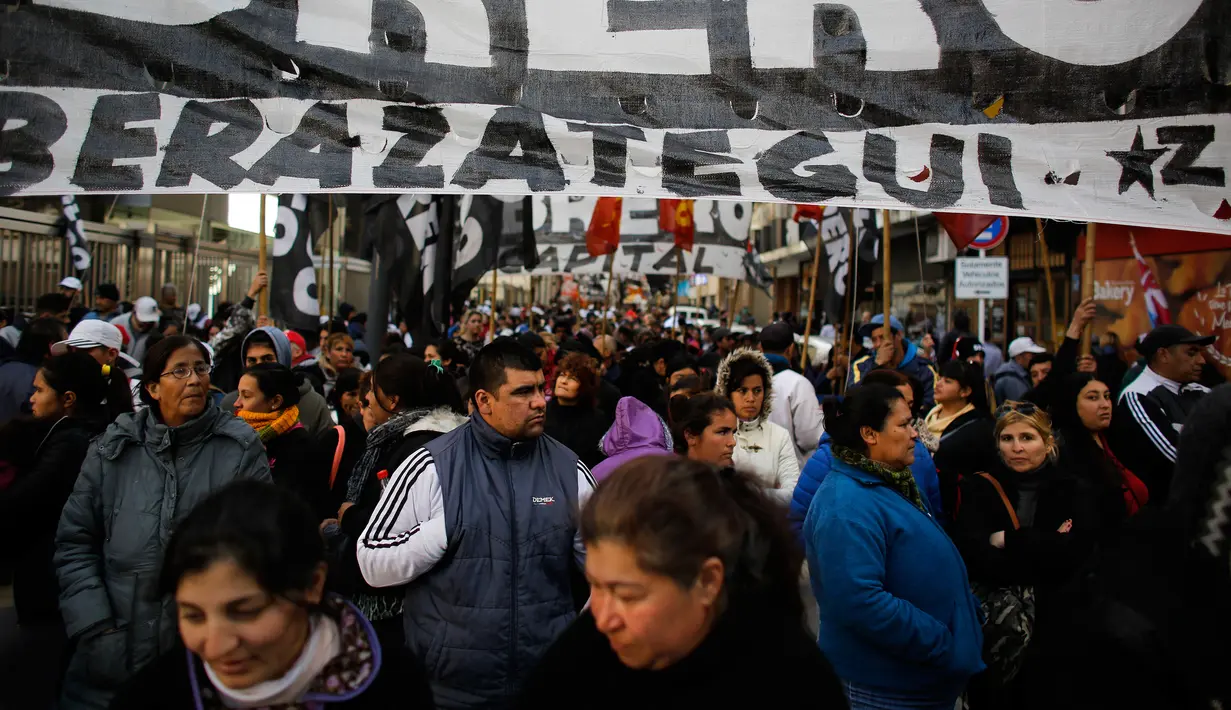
[356,447,448,589]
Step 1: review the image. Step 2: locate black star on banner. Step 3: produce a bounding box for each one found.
[1106,127,1169,199]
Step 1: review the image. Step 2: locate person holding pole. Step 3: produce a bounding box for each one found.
[848,314,938,411]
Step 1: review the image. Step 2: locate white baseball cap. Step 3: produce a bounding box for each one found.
[58,276,83,291]
[51,320,123,355]
[133,296,162,323]
[1008,336,1047,358]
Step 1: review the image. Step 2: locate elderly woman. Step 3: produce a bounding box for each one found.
[805,384,984,709]
[713,349,800,506]
[545,352,609,469]
[517,456,846,709]
[54,335,271,710]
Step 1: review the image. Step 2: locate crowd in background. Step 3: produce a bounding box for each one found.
[0,273,1227,710]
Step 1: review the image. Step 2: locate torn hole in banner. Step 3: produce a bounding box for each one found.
[730,96,759,121]
[143,61,174,91]
[908,166,931,183]
[1103,88,1138,116]
[358,135,388,154]
[979,95,1004,119]
[272,55,300,82]
[383,30,423,54]
[263,98,298,135]
[833,92,863,118]
[619,96,649,117]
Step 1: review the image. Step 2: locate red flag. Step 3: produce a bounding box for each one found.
[659,199,695,251]
[935,213,999,250]
[586,197,622,257]
[793,204,825,223]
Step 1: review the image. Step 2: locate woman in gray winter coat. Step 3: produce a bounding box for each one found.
[54,335,271,710]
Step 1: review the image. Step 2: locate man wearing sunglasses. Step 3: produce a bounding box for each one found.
[1111,324,1216,504]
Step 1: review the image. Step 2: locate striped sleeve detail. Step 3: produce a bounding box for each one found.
[356,447,447,588]
[1123,392,1178,463]
[366,447,432,543]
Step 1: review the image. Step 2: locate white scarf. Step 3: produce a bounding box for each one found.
[204,614,341,709]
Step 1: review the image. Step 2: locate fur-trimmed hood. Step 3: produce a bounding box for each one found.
[404,406,470,437]
[714,348,774,424]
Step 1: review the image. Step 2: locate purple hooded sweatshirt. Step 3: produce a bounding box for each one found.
[590,396,675,482]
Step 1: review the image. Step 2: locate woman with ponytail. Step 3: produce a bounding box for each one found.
[323,354,466,650]
[234,363,328,518]
[804,385,984,709]
[517,455,846,708]
[0,351,133,704]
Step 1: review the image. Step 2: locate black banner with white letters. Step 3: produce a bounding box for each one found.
[57,195,92,275]
[270,194,323,331]
[0,0,1228,233]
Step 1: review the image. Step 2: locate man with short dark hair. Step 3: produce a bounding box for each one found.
[1111,324,1215,503]
[359,339,594,709]
[760,322,824,468]
[699,326,736,371]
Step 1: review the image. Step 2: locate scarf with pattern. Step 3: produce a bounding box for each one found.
[236,405,301,443]
[833,444,926,513]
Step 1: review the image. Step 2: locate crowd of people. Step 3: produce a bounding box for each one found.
[0,273,1227,710]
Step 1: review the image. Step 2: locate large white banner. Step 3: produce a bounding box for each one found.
[1,0,1228,233]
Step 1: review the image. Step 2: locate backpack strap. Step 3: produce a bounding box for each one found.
[977,472,1020,530]
[328,425,346,489]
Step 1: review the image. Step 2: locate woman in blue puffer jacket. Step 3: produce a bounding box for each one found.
[803,384,984,709]
[789,369,942,544]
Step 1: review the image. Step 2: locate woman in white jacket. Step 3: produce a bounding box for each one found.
[714,349,801,506]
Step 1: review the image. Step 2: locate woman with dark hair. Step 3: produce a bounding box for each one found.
[665,353,700,388]
[323,354,467,650]
[791,369,943,543]
[327,367,364,423]
[805,385,984,709]
[673,393,738,468]
[0,317,67,423]
[954,402,1109,708]
[1053,372,1148,517]
[713,349,799,505]
[517,456,846,709]
[0,352,132,705]
[109,481,435,709]
[54,335,271,710]
[234,363,329,518]
[545,352,608,469]
[925,359,997,520]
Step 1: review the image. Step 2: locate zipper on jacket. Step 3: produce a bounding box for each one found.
[506,457,519,693]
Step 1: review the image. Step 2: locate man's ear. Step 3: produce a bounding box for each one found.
[475,389,495,415]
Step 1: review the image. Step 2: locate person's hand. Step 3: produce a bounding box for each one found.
[989,531,1006,549]
[247,271,269,299]
[874,340,895,367]
[1057,519,1073,534]
[1076,354,1097,373]
[320,518,338,531]
[256,315,274,328]
[1066,298,1097,340]
[338,501,355,520]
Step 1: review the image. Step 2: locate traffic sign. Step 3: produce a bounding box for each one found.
[969,217,1010,250]
[955,257,1009,299]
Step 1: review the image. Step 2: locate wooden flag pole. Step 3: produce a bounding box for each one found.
[601,252,616,338]
[258,195,268,317]
[490,266,498,340]
[1036,218,1060,348]
[1081,222,1097,354]
[671,248,683,341]
[800,214,825,372]
[726,278,737,328]
[881,209,891,335]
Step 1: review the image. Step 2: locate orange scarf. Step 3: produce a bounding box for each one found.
[236,405,300,443]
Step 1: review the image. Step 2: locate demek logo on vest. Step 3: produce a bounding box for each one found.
[532,496,556,506]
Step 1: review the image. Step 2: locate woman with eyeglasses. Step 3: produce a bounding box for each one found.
[54,335,272,710]
[108,481,435,709]
[953,401,1109,709]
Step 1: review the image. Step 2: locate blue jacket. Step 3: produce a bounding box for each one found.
[848,341,937,409]
[803,457,984,700]
[790,433,942,545]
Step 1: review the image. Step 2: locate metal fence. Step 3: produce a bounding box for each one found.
[0,206,371,320]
